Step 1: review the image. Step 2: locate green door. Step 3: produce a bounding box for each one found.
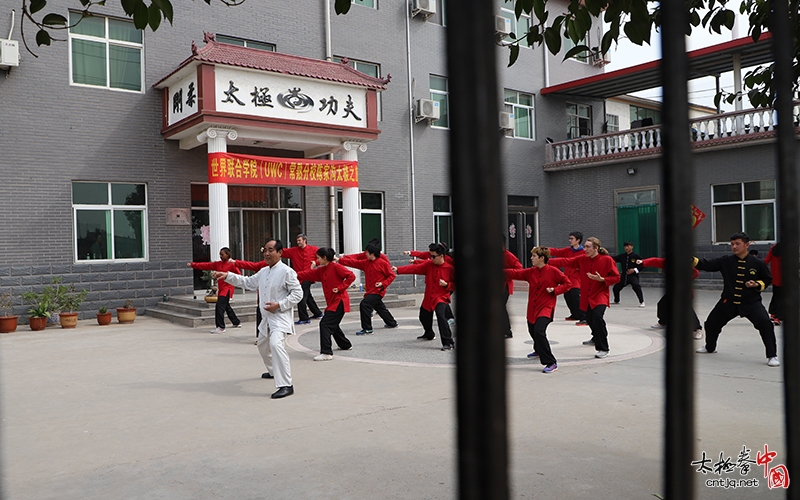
[616,189,659,260]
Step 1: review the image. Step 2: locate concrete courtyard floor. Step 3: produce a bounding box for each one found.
[0,287,788,499]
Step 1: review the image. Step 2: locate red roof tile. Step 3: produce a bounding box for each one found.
[155,33,390,90]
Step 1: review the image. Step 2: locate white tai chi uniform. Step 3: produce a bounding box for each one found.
[223,261,302,389]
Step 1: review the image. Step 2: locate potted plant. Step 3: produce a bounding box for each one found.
[0,291,18,334]
[22,286,55,331]
[96,306,112,326]
[201,270,219,303]
[116,299,137,324]
[55,282,88,329]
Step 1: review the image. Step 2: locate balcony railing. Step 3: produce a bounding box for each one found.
[545,103,800,169]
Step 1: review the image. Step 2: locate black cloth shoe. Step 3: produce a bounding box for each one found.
[384,323,399,328]
[505,332,513,338]
[261,372,274,379]
[441,344,454,351]
[271,386,294,399]
[417,334,435,340]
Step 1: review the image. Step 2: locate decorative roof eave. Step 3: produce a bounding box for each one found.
[154,32,391,91]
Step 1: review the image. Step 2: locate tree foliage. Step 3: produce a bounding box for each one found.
[504,0,798,109]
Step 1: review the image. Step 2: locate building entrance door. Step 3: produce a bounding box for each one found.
[615,188,659,260]
[507,196,538,267]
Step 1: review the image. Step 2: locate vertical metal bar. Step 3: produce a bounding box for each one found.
[660,2,696,499]
[446,1,508,499]
[771,1,800,498]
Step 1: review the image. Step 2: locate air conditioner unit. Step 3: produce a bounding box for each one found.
[589,50,611,67]
[499,111,514,130]
[416,98,440,123]
[411,0,436,18]
[495,16,511,36]
[0,39,19,68]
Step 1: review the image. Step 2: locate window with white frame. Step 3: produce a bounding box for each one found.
[68,12,143,92]
[501,0,530,47]
[503,90,535,139]
[430,75,449,128]
[334,56,382,120]
[563,35,589,63]
[215,34,275,51]
[433,195,453,250]
[337,191,385,253]
[567,103,592,139]
[73,182,148,262]
[606,114,619,132]
[712,180,776,243]
[352,0,376,8]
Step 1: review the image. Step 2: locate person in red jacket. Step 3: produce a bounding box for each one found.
[505,246,571,373]
[282,234,323,324]
[502,239,524,338]
[297,247,356,361]
[549,231,587,325]
[637,257,703,339]
[402,242,456,326]
[338,242,398,335]
[549,237,620,358]
[394,243,456,350]
[764,242,782,325]
[188,247,242,333]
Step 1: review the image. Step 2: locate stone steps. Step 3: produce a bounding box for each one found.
[147,292,416,328]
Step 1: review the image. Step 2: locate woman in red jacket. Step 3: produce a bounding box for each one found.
[188,247,242,334]
[297,247,356,361]
[764,242,782,325]
[505,247,571,373]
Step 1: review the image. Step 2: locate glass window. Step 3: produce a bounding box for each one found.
[433,195,453,249]
[69,12,143,92]
[567,103,592,139]
[712,180,776,243]
[563,35,589,63]
[334,57,382,119]
[336,191,384,253]
[606,114,619,133]
[352,0,376,8]
[228,186,279,208]
[501,0,530,48]
[215,34,276,51]
[430,75,449,128]
[629,105,662,125]
[73,182,147,262]
[504,90,535,139]
[280,187,303,208]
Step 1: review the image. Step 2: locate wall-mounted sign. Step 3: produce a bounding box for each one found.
[167,208,191,226]
[167,73,198,126]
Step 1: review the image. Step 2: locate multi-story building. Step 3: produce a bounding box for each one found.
[0,0,787,317]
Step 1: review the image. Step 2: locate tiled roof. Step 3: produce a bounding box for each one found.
[164,33,390,90]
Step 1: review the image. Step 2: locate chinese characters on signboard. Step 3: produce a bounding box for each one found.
[208,152,358,188]
[168,73,199,125]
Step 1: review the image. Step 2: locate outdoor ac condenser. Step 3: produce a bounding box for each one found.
[0,39,19,69]
[416,98,440,123]
[495,16,511,36]
[412,0,436,17]
[499,111,515,131]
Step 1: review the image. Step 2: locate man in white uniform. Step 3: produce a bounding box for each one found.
[214,239,303,399]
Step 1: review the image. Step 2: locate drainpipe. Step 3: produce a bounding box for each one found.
[324,0,337,249]
[405,0,418,286]
[543,41,550,88]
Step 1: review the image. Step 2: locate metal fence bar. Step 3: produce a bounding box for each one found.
[771,1,800,498]
[446,1,508,498]
[660,2,696,499]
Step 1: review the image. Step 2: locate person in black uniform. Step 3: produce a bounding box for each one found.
[612,241,645,307]
[694,232,779,367]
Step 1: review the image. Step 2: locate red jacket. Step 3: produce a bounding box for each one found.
[297,262,355,313]
[396,260,455,311]
[233,259,269,272]
[502,249,523,295]
[505,266,571,322]
[190,259,241,298]
[764,245,782,287]
[549,245,586,289]
[281,245,319,274]
[409,250,455,267]
[347,251,391,264]
[549,254,620,309]
[338,254,396,298]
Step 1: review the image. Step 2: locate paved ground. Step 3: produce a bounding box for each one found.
[0,287,788,499]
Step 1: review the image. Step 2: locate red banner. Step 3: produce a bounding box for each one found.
[691,204,706,229]
[208,152,358,187]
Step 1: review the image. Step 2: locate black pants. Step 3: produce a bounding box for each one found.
[704,300,777,358]
[768,285,782,320]
[256,304,262,338]
[215,292,240,329]
[319,302,352,355]
[586,305,609,352]
[502,285,512,336]
[528,317,556,366]
[419,303,454,346]
[360,293,397,330]
[297,280,323,321]
[613,273,644,304]
[655,294,701,330]
[564,288,585,320]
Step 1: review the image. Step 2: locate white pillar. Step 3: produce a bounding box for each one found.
[202,127,237,261]
[341,141,366,257]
